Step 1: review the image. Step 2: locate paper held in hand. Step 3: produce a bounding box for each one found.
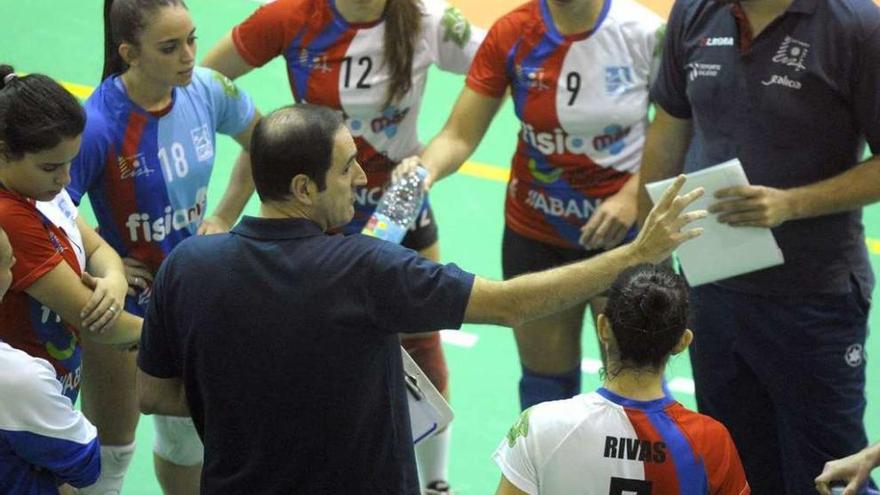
[402,346,454,444]
[645,159,784,286]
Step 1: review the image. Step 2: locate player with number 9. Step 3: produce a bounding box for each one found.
[417,0,666,412]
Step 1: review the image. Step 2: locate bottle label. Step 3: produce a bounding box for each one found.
[361,212,408,244]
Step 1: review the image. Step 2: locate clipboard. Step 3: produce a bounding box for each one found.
[401,346,454,444]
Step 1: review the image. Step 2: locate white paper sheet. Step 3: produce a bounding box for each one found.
[645,159,784,286]
[402,346,453,444]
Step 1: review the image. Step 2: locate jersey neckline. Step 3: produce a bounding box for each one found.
[111,75,178,118]
[539,0,612,43]
[596,387,674,412]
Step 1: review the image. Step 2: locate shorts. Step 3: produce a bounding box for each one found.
[502,226,596,279]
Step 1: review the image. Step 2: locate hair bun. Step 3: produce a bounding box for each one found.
[0,64,16,90]
[640,286,671,316]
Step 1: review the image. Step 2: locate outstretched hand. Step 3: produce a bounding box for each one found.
[632,175,706,264]
[814,445,880,495]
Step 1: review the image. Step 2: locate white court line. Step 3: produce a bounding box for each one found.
[667,377,696,395]
[440,330,479,348]
[581,358,603,374]
[580,358,696,395]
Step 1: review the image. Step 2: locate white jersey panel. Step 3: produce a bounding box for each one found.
[495,392,645,495]
[339,0,484,162]
[556,0,663,173]
[0,342,97,444]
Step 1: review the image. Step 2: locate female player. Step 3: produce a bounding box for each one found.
[201,0,483,490]
[493,265,750,494]
[0,228,100,495]
[68,1,259,492]
[0,66,141,493]
[416,0,665,411]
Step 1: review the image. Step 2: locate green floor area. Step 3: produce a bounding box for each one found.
[4,1,879,493]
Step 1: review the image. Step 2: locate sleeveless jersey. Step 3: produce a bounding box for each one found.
[467,0,664,248]
[0,189,85,402]
[69,68,254,313]
[232,0,484,231]
[494,388,750,494]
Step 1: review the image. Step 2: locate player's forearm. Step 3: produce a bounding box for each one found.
[211,150,255,225]
[85,312,142,349]
[784,156,880,221]
[85,241,126,281]
[421,128,481,185]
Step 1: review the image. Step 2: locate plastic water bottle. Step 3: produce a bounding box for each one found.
[361,166,428,243]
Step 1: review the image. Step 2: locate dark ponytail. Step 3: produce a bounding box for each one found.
[382,0,422,107]
[603,265,689,372]
[102,0,188,81]
[0,65,85,160]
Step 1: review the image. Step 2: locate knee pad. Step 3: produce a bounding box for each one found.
[519,365,581,411]
[153,415,204,467]
[76,442,135,495]
[402,333,449,394]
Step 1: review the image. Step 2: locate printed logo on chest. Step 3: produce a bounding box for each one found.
[605,66,634,95]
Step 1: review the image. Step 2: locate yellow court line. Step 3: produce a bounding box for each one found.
[62,81,93,100]
[57,79,880,255]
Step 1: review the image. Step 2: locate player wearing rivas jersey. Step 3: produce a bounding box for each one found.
[201,0,484,491]
[68,1,260,493]
[414,0,664,411]
[494,266,749,495]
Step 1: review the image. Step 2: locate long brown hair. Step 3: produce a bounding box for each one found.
[382,0,422,107]
[102,0,188,81]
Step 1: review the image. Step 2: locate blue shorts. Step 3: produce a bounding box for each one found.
[689,281,876,494]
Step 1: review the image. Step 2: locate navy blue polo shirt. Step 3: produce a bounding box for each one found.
[138,217,475,495]
[652,0,880,295]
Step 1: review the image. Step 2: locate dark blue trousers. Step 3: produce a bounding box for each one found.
[689,283,875,495]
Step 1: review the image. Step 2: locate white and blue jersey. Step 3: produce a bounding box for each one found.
[70,67,254,314]
[0,342,100,494]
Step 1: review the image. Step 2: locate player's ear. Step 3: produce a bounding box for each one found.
[671,329,693,355]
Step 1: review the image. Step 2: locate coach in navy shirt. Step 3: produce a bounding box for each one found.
[135,103,704,494]
[640,0,880,492]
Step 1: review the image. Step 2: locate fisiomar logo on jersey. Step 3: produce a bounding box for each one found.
[521,124,591,158]
[124,186,207,242]
[593,125,631,155]
[605,66,634,95]
[347,106,411,138]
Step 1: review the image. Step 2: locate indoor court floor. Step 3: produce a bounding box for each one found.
[3,0,879,492]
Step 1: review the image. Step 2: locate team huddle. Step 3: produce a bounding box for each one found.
[1,0,879,493]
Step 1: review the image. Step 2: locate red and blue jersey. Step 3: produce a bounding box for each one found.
[231,0,483,232]
[495,388,750,494]
[0,189,85,403]
[467,0,663,248]
[69,68,254,313]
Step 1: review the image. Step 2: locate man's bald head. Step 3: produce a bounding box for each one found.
[251,104,345,202]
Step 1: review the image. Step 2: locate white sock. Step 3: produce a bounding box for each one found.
[416,425,451,487]
[77,442,136,495]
